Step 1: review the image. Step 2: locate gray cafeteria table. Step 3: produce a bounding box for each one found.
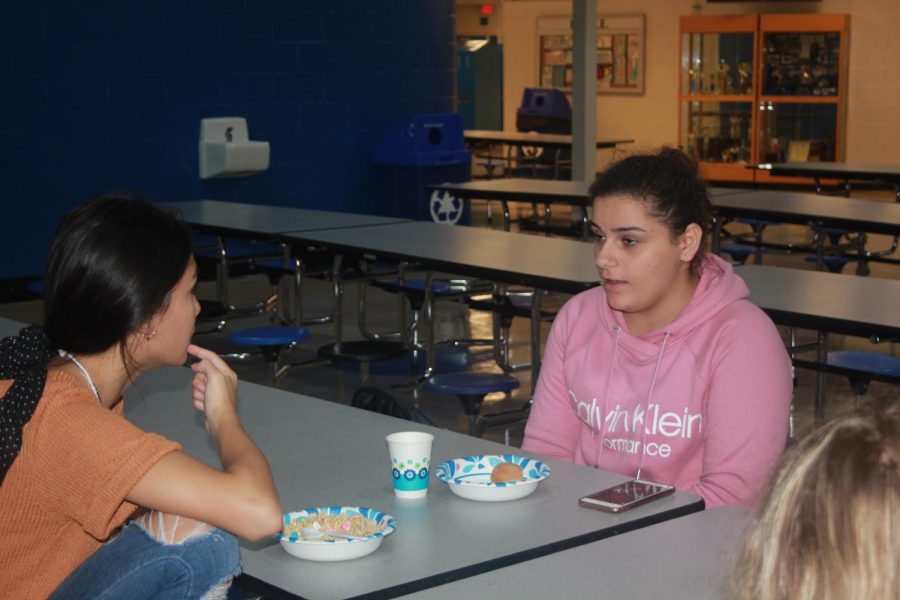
[710,189,900,270]
[170,200,411,329]
[428,179,751,235]
[464,130,633,180]
[397,506,751,600]
[125,367,704,600]
[284,221,599,382]
[464,129,634,150]
[171,199,410,237]
[0,315,24,337]
[765,161,900,200]
[708,186,756,197]
[736,264,900,422]
[430,179,592,233]
[285,221,599,294]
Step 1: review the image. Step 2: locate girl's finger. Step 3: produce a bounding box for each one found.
[187,344,234,375]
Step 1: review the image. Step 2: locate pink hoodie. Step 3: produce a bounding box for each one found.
[522,253,792,507]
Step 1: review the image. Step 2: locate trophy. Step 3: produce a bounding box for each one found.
[717,62,732,94]
[738,62,752,95]
[729,115,741,140]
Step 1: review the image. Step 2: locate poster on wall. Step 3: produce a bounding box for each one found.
[538,14,644,95]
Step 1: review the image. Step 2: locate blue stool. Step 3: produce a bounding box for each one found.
[814,229,871,276]
[424,372,520,436]
[827,351,900,404]
[719,243,763,265]
[822,227,848,246]
[736,218,778,228]
[229,326,310,386]
[804,254,849,273]
[735,218,778,263]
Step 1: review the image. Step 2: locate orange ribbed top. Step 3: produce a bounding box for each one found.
[0,370,179,599]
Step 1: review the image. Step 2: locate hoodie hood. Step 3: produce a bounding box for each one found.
[597,253,748,362]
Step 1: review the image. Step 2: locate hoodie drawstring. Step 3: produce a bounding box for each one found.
[595,325,621,439]
[593,326,620,469]
[635,331,671,480]
[594,328,671,479]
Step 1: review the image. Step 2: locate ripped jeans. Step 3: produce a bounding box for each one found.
[49,513,241,600]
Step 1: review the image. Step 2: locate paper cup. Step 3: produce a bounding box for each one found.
[386,431,434,498]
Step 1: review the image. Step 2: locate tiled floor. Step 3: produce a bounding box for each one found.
[1,192,897,447]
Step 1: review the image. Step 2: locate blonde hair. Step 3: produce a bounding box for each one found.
[732,400,900,600]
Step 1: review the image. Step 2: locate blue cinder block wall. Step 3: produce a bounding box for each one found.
[0,1,456,279]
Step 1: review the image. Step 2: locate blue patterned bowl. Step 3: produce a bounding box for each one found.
[277,506,396,561]
[435,454,551,502]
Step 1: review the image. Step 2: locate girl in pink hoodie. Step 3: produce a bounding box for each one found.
[522,148,793,508]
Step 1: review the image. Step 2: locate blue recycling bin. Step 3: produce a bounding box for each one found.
[516,87,571,134]
[514,88,572,179]
[373,113,472,225]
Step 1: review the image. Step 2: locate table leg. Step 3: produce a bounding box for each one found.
[331,254,344,342]
[215,235,228,309]
[529,289,545,393]
[753,222,764,264]
[579,204,590,240]
[815,330,828,424]
[423,270,435,379]
[491,283,508,370]
[291,253,303,327]
[814,176,824,195]
[501,200,511,231]
[711,212,722,253]
[855,232,870,276]
[812,221,825,271]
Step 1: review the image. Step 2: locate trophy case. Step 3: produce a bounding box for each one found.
[679,14,849,184]
[679,15,758,182]
[755,13,849,185]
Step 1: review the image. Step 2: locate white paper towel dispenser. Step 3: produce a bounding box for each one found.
[199,117,270,179]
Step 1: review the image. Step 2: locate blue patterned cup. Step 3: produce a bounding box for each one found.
[386,431,434,498]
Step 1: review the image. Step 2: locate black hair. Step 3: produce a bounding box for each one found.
[588,147,711,274]
[42,193,192,359]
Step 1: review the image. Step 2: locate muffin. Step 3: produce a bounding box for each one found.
[490,461,524,483]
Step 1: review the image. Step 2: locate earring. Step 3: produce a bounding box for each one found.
[144,330,156,341]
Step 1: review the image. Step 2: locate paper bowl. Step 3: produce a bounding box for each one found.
[435,454,551,502]
[277,506,396,562]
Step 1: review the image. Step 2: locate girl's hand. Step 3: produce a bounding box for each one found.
[187,344,239,435]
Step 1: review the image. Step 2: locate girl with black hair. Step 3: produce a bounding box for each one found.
[0,194,282,598]
[523,148,793,507]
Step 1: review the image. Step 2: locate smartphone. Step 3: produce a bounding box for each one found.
[578,479,675,513]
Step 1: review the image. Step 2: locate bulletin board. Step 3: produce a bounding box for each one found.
[537,14,645,95]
